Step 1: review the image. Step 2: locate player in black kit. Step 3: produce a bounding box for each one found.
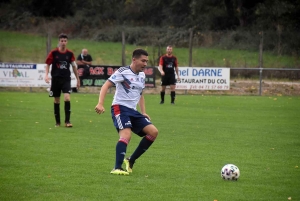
[44,33,80,127]
[158,45,180,104]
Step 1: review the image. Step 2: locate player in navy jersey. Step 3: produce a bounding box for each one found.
[158,45,180,104]
[95,49,159,175]
[44,33,80,127]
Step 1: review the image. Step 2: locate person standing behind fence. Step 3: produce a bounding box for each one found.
[76,48,93,66]
[158,45,180,104]
[44,33,80,127]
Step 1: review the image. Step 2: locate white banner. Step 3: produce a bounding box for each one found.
[176,67,230,90]
[0,63,77,87]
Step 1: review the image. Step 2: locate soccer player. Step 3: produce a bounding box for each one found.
[158,45,180,104]
[95,49,159,175]
[44,33,80,127]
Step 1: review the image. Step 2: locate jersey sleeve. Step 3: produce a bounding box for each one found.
[71,53,76,62]
[108,70,124,84]
[159,56,164,66]
[175,57,178,67]
[45,51,53,65]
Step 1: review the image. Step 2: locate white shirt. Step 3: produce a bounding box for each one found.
[108,66,145,110]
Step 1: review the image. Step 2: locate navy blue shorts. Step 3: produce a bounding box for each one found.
[111,105,152,137]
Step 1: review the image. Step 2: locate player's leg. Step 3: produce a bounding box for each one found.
[170,75,177,104]
[160,76,167,104]
[54,97,61,126]
[50,78,62,126]
[160,85,166,104]
[62,80,72,127]
[170,84,176,104]
[110,128,131,175]
[126,116,158,172]
[110,105,132,175]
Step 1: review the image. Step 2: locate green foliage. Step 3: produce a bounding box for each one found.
[1,0,300,54]
[0,92,299,201]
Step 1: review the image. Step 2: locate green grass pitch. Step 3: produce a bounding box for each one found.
[0,92,299,201]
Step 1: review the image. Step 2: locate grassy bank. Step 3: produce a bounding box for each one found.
[0,30,298,68]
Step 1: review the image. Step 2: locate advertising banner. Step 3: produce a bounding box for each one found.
[77,65,156,88]
[0,63,77,87]
[176,67,230,90]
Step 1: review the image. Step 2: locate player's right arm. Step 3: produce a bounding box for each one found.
[95,80,114,114]
[45,51,53,83]
[158,56,165,76]
[44,64,50,83]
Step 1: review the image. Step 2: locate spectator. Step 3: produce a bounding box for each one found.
[76,48,93,65]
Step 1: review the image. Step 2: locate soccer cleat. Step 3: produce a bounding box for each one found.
[160,101,164,104]
[110,168,129,175]
[55,123,60,127]
[65,122,73,127]
[171,102,175,104]
[124,157,133,173]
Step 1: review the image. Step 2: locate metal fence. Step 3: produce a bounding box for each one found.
[230,68,300,95]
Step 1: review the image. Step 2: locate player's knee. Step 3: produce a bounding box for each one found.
[54,98,60,103]
[145,128,158,142]
[150,127,158,138]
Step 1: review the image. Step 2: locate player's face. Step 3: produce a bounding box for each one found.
[59,38,68,48]
[134,55,148,72]
[166,47,173,55]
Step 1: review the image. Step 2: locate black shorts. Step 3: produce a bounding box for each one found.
[161,73,176,86]
[49,77,71,97]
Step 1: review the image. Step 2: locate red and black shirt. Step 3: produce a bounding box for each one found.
[45,48,75,78]
[159,55,178,74]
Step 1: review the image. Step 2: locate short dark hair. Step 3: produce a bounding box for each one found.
[58,33,68,39]
[132,49,148,58]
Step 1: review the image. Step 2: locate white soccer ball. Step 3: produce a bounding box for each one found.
[221,164,240,181]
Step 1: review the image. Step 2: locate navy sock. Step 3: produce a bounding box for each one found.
[115,140,127,169]
[64,101,70,123]
[54,103,60,123]
[130,136,154,163]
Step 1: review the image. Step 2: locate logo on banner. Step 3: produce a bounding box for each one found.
[2,68,29,78]
[12,69,21,78]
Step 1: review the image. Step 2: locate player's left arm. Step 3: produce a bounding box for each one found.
[175,57,180,80]
[71,61,81,88]
[139,94,151,120]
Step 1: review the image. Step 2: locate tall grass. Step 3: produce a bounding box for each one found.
[0,30,298,68]
[0,92,299,201]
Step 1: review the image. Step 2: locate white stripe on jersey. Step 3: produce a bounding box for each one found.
[109,66,145,110]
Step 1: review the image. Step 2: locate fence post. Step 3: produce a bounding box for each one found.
[259,31,264,96]
[46,32,51,57]
[121,31,126,66]
[188,28,193,67]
